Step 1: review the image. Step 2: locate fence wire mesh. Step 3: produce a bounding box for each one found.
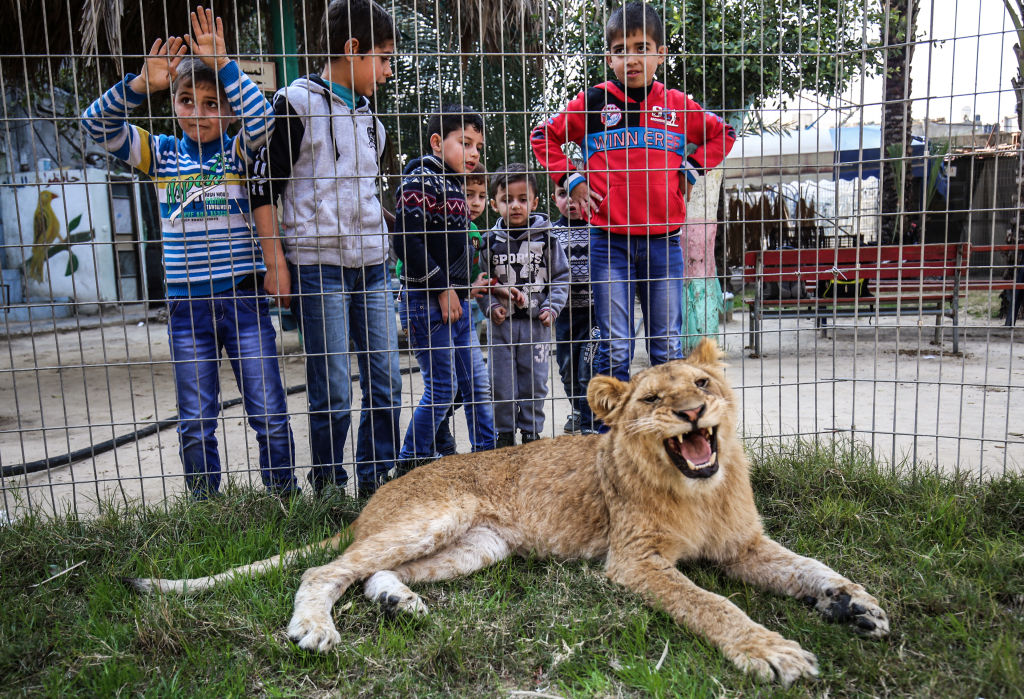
[1,0,1021,519]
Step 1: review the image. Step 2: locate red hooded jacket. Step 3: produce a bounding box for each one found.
[531,80,735,236]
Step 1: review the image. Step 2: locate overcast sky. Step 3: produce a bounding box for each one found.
[900,0,1017,123]
[773,0,1018,128]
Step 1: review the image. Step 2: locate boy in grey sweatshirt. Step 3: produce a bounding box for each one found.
[249,0,401,498]
[481,164,570,446]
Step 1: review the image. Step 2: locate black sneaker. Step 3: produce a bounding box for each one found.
[495,432,516,448]
[357,482,380,500]
[520,431,540,444]
[563,412,581,434]
[394,456,436,479]
[309,482,350,502]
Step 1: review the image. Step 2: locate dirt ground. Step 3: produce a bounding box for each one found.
[2,304,1023,520]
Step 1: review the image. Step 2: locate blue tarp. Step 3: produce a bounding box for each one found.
[830,126,928,181]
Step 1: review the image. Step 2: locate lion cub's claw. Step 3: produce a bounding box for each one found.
[810,586,890,638]
[727,629,818,686]
[287,614,342,652]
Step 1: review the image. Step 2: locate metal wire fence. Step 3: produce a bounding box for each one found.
[1,0,1022,520]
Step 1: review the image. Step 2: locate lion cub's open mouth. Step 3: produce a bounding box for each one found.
[665,427,719,479]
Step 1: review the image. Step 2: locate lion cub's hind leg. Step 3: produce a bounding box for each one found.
[362,526,512,616]
[289,505,480,652]
[721,535,889,638]
[364,571,429,616]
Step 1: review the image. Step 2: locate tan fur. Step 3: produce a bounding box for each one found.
[131,339,888,685]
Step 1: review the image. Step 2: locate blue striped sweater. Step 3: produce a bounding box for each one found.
[82,61,273,297]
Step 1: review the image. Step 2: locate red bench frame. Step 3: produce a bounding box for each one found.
[743,243,969,355]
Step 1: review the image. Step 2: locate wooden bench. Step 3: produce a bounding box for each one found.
[964,244,1024,292]
[743,243,969,355]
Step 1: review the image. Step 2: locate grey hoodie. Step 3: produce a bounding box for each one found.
[481,213,570,320]
[249,75,388,268]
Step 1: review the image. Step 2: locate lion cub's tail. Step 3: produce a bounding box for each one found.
[122,532,346,595]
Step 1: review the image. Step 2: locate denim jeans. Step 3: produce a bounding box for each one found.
[1007,265,1024,326]
[290,263,402,490]
[167,286,297,497]
[398,290,495,458]
[590,228,685,382]
[555,306,599,427]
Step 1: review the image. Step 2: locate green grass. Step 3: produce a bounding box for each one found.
[1,442,1022,697]
[964,290,1003,320]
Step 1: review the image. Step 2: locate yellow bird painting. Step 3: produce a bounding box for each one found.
[26,190,61,282]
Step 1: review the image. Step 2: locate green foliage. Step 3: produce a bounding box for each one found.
[661,0,884,117]
[377,2,546,180]
[373,0,884,217]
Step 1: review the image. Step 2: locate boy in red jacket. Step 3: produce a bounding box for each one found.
[531,1,735,404]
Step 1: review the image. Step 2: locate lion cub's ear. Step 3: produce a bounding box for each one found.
[686,338,724,370]
[588,375,630,423]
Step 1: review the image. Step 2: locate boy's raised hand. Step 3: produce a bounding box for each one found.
[130,37,188,94]
[185,5,229,70]
[569,181,602,219]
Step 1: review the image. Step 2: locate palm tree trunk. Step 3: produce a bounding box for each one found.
[1005,1,1024,250]
[880,0,919,244]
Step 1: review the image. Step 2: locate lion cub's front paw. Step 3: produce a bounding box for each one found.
[725,627,819,687]
[287,613,342,652]
[806,585,889,638]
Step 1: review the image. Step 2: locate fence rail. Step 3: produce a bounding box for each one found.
[1,0,1022,519]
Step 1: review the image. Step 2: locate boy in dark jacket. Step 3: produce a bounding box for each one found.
[393,106,496,472]
[481,164,570,446]
[551,180,599,435]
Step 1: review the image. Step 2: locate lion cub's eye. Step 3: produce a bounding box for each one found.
[695,378,710,390]
[641,394,660,404]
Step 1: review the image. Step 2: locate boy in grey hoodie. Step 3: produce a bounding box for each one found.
[249,0,401,498]
[481,164,570,447]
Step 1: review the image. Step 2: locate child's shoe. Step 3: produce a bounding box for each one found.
[435,417,458,456]
[495,432,516,448]
[393,456,437,479]
[520,431,540,444]
[357,474,389,500]
[563,411,581,434]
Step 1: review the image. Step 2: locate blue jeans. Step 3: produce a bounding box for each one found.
[167,286,297,497]
[290,263,402,490]
[591,229,685,382]
[398,290,495,458]
[555,306,599,428]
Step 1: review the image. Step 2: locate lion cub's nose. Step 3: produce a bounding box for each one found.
[675,405,706,423]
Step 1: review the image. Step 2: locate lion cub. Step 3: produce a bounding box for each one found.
[130,339,888,685]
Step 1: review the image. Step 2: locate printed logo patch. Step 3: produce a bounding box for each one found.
[601,104,623,127]
[651,105,678,126]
